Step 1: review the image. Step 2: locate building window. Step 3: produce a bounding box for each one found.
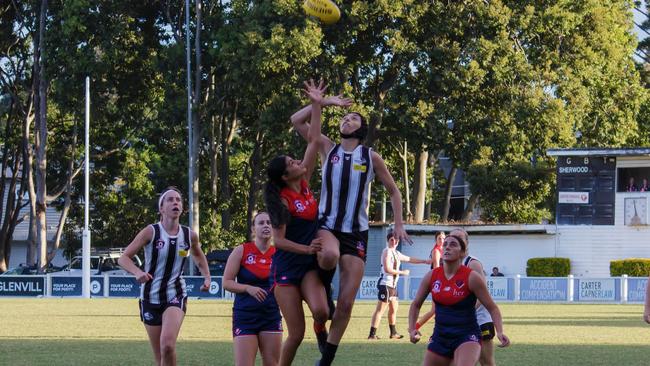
[617,168,650,192]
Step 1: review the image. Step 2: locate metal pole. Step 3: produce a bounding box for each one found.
[82,76,91,298]
[185,0,195,275]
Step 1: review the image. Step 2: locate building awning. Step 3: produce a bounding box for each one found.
[547,148,650,157]
[399,224,556,235]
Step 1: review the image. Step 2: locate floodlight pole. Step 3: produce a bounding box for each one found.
[185,0,195,275]
[82,76,91,298]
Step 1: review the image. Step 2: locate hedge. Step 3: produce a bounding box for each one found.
[610,258,650,277]
[526,257,571,277]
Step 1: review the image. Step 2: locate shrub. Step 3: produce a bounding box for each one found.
[526,257,570,277]
[610,258,650,277]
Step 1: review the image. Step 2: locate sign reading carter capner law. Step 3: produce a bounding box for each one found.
[576,278,617,301]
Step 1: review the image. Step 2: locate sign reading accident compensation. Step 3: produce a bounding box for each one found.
[627,278,647,302]
[0,276,45,296]
[519,278,567,301]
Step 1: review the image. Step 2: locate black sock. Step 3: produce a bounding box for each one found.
[320,342,338,366]
[369,326,377,337]
[389,324,397,335]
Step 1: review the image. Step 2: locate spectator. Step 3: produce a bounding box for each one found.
[491,267,505,277]
[367,229,430,340]
[627,177,638,192]
[640,178,649,192]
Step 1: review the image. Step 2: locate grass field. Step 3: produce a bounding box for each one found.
[1,299,649,365]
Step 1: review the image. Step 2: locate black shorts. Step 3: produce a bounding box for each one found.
[480,322,495,341]
[377,285,397,302]
[139,297,187,326]
[328,230,368,262]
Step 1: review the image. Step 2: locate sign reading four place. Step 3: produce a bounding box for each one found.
[108,276,223,298]
[51,276,105,297]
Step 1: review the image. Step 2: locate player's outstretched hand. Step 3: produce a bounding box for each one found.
[324,94,352,108]
[393,224,413,245]
[303,79,327,105]
[136,271,153,284]
[497,333,510,347]
[246,286,268,302]
[409,329,421,344]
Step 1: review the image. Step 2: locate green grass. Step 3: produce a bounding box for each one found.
[1,299,649,365]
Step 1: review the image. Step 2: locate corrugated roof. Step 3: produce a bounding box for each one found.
[547,148,650,157]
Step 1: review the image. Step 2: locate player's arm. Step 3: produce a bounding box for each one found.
[223,245,268,302]
[408,270,432,343]
[118,226,153,284]
[372,151,411,244]
[189,230,211,290]
[403,253,431,265]
[467,259,486,279]
[301,79,326,179]
[290,95,349,156]
[469,271,510,348]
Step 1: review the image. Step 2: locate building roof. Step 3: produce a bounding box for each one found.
[396,224,556,235]
[547,148,650,157]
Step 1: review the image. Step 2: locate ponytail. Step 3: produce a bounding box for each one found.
[264,156,290,228]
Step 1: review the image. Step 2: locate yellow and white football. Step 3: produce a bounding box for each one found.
[303,0,341,25]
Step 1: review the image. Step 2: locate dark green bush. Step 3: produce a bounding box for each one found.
[610,258,650,277]
[526,257,570,277]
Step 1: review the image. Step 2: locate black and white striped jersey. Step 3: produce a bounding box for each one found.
[319,144,375,233]
[141,223,191,304]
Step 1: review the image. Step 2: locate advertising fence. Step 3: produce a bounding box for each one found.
[0,274,647,303]
[0,275,226,299]
[354,275,646,303]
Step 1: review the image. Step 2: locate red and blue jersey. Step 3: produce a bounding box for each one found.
[272,180,319,284]
[430,265,479,336]
[233,242,278,313]
[281,179,318,221]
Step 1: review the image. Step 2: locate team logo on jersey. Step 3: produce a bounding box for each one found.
[432,280,442,293]
[169,238,177,246]
[330,154,340,164]
[169,297,179,304]
[455,280,465,288]
[294,200,306,212]
[260,258,267,264]
[245,254,256,265]
[443,286,451,292]
[356,241,365,258]
[155,239,165,250]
